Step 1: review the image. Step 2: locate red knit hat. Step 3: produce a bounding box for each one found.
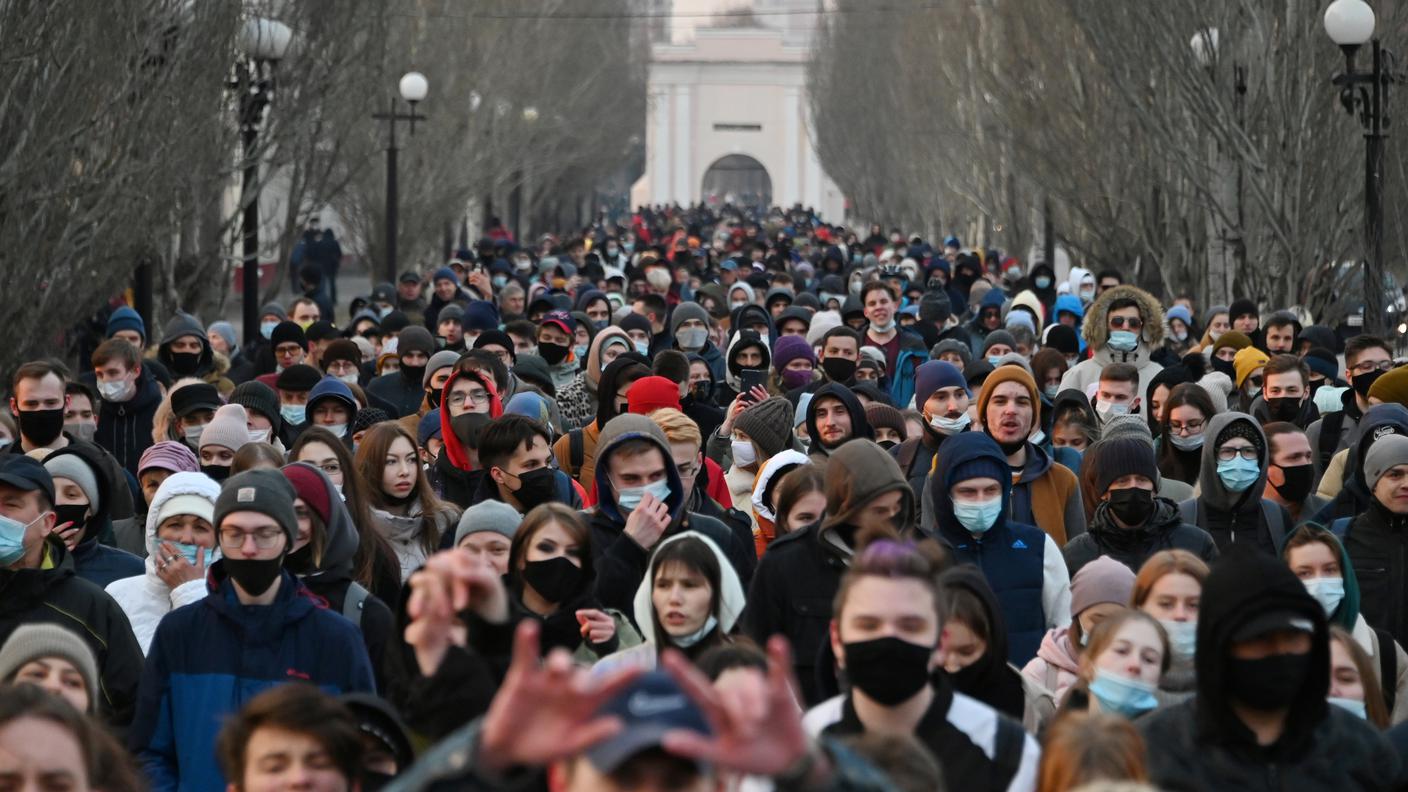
[627,376,682,416]
[280,462,332,527]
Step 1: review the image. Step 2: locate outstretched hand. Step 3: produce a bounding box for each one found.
[404,549,509,676]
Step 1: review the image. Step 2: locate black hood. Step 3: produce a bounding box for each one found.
[41,441,114,548]
[595,353,650,427]
[938,565,1024,719]
[805,383,873,454]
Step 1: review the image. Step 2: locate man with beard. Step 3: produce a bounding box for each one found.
[1307,335,1393,478]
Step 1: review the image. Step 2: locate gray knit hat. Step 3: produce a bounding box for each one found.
[669,302,710,336]
[42,454,100,512]
[1101,414,1154,447]
[424,350,462,388]
[0,624,99,713]
[454,499,523,546]
[1365,434,1408,489]
[214,469,298,547]
[733,396,795,460]
[200,403,250,453]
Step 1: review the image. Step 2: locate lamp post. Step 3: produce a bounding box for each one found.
[232,17,291,346]
[373,72,429,285]
[1190,27,1248,307]
[1325,0,1395,336]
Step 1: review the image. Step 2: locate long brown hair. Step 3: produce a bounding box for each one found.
[773,465,825,536]
[1037,711,1149,791]
[293,426,399,591]
[1330,625,1390,728]
[354,422,450,553]
[1130,550,1209,610]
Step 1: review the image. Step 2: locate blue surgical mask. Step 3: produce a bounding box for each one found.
[1089,669,1159,718]
[671,615,719,648]
[1035,276,1052,289]
[326,422,348,438]
[1107,330,1138,352]
[1328,696,1367,719]
[634,341,650,356]
[1216,456,1260,492]
[574,344,589,360]
[1303,576,1345,618]
[616,478,671,514]
[281,404,307,426]
[987,355,1003,367]
[260,320,279,340]
[1159,619,1197,662]
[0,513,36,566]
[171,541,217,566]
[492,276,508,289]
[953,497,1002,535]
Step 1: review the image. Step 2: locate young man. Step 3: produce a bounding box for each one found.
[1307,334,1393,475]
[860,282,902,376]
[537,310,580,391]
[367,326,437,418]
[433,368,504,511]
[893,361,970,504]
[1058,286,1165,399]
[1262,311,1300,355]
[1141,545,1397,789]
[928,432,1070,665]
[651,407,747,547]
[435,303,466,352]
[1341,434,1408,645]
[476,415,582,513]
[1252,354,1319,429]
[1229,297,1260,336]
[9,361,73,456]
[633,293,672,356]
[217,684,363,792]
[62,383,97,443]
[157,312,232,394]
[305,377,358,444]
[271,364,319,446]
[670,302,725,382]
[1180,412,1293,556]
[804,383,874,472]
[975,366,1085,545]
[1261,422,1327,526]
[131,469,375,790]
[91,342,160,477]
[1093,362,1141,425]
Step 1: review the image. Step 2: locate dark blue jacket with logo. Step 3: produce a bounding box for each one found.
[129,564,375,791]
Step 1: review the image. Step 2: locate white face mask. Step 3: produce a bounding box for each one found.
[98,377,135,402]
[249,428,271,444]
[731,439,757,467]
[929,412,971,434]
[183,424,205,447]
[1095,399,1130,417]
[326,422,348,438]
[337,373,359,385]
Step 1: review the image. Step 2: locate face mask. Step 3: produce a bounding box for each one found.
[1329,696,1368,720]
[539,342,570,366]
[52,504,88,535]
[987,355,1003,367]
[1227,651,1311,710]
[297,320,314,331]
[1159,619,1197,662]
[514,258,533,273]
[1263,396,1302,422]
[848,280,863,295]
[634,341,650,356]
[183,423,205,447]
[1210,357,1236,379]
[1079,287,1095,302]
[842,636,933,705]
[930,412,972,435]
[1172,330,1188,342]
[574,344,589,361]
[1107,330,1138,352]
[1088,668,1159,718]
[0,513,37,566]
[690,382,711,402]
[1169,432,1204,452]
[954,497,1002,535]
[222,554,285,596]
[1095,399,1130,418]
[249,428,271,444]
[616,478,671,514]
[167,351,201,376]
[1107,487,1154,525]
[65,422,96,443]
[731,439,757,467]
[1034,276,1052,289]
[492,276,508,289]
[870,319,895,333]
[1273,463,1315,503]
[337,373,359,386]
[508,467,558,512]
[200,463,230,482]
[401,365,426,386]
[821,357,857,383]
[877,439,898,451]
[731,301,748,311]
[521,556,583,604]
[1216,456,1260,493]
[1042,384,1059,400]
[0,439,10,451]
[1352,368,1386,399]
[676,327,708,351]
[326,422,348,439]
[17,409,64,447]
[280,405,307,426]
[781,368,813,390]
[1245,385,1262,401]
[1303,576,1345,618]
[170,541,215,566]
[259,320,278,340]
[98,378,134,403]
[670,615,720,649]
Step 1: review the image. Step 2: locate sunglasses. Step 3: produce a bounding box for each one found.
[1108,316,1144,330]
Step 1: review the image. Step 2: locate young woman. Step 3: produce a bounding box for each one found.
[1022,556,1136,703]
[1157,383,1216,487]
[749,451,812,556]
[105,471,221,654]
[0,624,98,715]
[356,423,461,582]
[1330,625,1391,728]
[507,504,640,664]
[0,684,145,792]
[595,532,744,673]
[1131,550,1208,703]
[1285,525,1408,724]
[1062,609,1169,720]
[769,465,826,549]
[230,442,285,475]
[1037,711,1150,791]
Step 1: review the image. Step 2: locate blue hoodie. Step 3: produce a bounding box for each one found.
[1052,294,1087,354]
[929,432,1050,664]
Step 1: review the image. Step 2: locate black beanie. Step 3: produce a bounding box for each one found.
[919,291,952,324]
[1228,298,1258,321]
[229,381,282,434]
[1092,437,1160,494]
[270,321,307,350]
[275,364,322,392]
[1044,325,1079,357]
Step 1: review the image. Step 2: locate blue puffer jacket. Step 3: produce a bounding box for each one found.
[130,564,375,791]
[887,330,930,408]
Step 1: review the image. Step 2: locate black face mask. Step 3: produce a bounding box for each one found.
[1353,368,1386,399]
[168,351,201,376]
[521,556,584,604]
[538,342,570,366]
[1210,357,1236,380]
[427,388,442,409]
[877,440,899,452]
[451,412,490,450]
[842,636,933,705]
[1273,463,1315,503]
[401,365,426,386]
[1107,488,1155,526]
[506,467,557,512]
[17,408,64,447]
[821,357,857,384]
[1265,396,1303,422]
[52,504,89,535]
[200,464,230,483]
[690,382,712,403]
[284,543,315,575]
[222,554,285,596]
[1227,651,1312,710]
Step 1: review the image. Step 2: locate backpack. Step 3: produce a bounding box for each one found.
[989,714,1026,792]
[568,428,585,474]
[342,582,369,628]
[1178,498,1289,554]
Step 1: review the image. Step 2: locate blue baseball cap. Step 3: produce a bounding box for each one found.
[0,456,54,505]
[585,672,712,773]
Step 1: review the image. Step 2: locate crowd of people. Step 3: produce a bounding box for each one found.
[3,202,1408,790]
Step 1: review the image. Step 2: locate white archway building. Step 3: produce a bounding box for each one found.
[631,1,845,219]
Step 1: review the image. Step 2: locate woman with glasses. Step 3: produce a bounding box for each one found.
[1176,413,1293,556]
[1157,384,1218,487]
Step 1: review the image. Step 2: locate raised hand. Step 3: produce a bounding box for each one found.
[623,490,671,550]
[576,608,617,645]
[154,542,205,588]
[404,549,509,676]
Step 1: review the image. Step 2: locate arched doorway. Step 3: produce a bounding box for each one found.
[701,154,772,211]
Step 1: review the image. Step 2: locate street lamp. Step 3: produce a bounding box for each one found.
[373,71,429,285]
[233,16,291,347]
[1324,0,1396,335]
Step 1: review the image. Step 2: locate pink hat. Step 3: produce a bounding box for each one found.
[1070,556,1137,616]
[137,441,199,476]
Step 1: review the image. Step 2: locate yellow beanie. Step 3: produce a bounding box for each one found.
[1234,346,1270,388]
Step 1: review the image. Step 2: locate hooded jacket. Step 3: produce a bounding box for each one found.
[44,442,144,588]
[95,365,163,477]
[928,433,1071,665]
[1183,413,1292,556]
[1313,403,1408,525]
[105,472,219,654]
[1139,545,1398,790]
[551,354,648,494]
[157,313,234,395]
[717,330,772,406]
[366,328,439,418]
[1063,496,1218,577]
[966,289,1008,358]
[587,415,755,615]
[131,564,376,791]
[938,566,1030,723]
[886,330,931,409]
[1059,285,1165,398]
[556,326,630,430]
[435,369,504,509]
[805,383,874,468]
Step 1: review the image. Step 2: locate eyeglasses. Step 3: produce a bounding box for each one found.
[1108,316,1144,330]
[1351,360,1394,375]
[448,389,490,407]
[219,527,285,549]
[1169,419,1204,436]
[1216,445,1259,462]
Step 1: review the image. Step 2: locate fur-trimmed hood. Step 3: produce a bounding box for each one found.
[1080,284,1165,354]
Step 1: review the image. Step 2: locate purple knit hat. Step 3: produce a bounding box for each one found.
[137,441,200,476]
[771,335,816,373]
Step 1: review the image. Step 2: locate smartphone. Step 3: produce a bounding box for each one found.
[739,369,768,401]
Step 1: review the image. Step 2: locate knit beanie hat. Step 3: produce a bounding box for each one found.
[432,266,458,285]
[353,408,389,435]
[1004,310,1036,334]
[805,310,844,347]
[207,321,237,352]
[864,403,907,439]
[982,330,1017,356]
[977,364,1041,428]
[1364,434,1408,489]
[438,303,465,325]
[0,625,99,712]
[627,376,682,415]
[464,301,501,332]
[397,327,436,358]
[771,336,815,373]
[948,454,1008,489]
[1091,437,1160,494]
[214,469,299,547]
[418,409,443,445]
[919,290,952,324]
[930,339,973,367]
[454,499,523,546]
[1215,417,1266,455]
[106,306,146,341]
[1101,414,1154,447]
[473,330,517,361]
[42,455,100,512]
[1044,325,1080,357]
[230,381,282,434]
[1234,347,1270,388]
[270,321,307,350]
[670,302,710,336]
[154,480,216,529]
[321,340,362,371]
[381,312,410,334]
[1305,348,1341,382]
[200,403,250,452]
[1368,366,1408,407]
[280,462,332,527]
[913,360,969,409]
[734,397,795,459]
[1228,298,1259,322]
[424,350,462,388]
[1211,330,1253,355]
[1070,555,1137,616]
[138,441,199,476]
[275,364,322,393]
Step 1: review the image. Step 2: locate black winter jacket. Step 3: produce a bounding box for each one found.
[1062,497,1218,577]
[1344,500,1408,647]
[94,370,162,477]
